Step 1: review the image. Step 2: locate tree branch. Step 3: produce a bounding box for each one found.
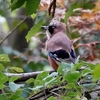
[48,0,56,17]
[0,16,29,45]
[28,82,67,100]
[5,70,54,82]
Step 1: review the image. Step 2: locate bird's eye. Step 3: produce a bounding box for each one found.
[48,25,56,34]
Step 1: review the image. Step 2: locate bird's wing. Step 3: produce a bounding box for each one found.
[48,49,76,63]
[46,33,76,63]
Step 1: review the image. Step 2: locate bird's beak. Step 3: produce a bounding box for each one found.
[41,26,48,30]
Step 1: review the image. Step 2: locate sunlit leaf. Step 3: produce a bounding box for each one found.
[93,64,100,81]
[0,54,10,62]
[9,67,24,73]
[0,84,5,89]
[0,64,5,71]
[9,76,20,82]
[36,71,49,82]
[47,96,55,100]
[25,78,34,84]
[0,72,8,84]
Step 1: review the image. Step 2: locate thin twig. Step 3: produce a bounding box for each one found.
[87,88,100,93]
[28,82,67,100]
[0,16,29,45]
[49,91,60,97]
[52,0,56,17]
[48,0,54,15]
[48,0,56,17]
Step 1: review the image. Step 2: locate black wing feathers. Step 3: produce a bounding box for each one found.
[48,49,76,63]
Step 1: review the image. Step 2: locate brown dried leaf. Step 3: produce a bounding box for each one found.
[57,0,65,8]
[39,0,51,11]
[92,1,100,12]
[94,13,100,25]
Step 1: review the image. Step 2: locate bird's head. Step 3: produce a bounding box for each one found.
[41,19,66,39]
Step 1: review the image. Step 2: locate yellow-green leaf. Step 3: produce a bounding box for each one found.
[0,64,5,71]
[9,67,24,73]
[93,64,100,81]
[0,54,10,62]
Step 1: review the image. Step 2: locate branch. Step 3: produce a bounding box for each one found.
[48,0,56,17]
[0,16,29,45]
[5,70,54,82]
[28,82,67,100]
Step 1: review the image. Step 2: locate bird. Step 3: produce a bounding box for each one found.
[41,19,76,71]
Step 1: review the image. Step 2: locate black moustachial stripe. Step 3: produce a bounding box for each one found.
[48,25,56,34]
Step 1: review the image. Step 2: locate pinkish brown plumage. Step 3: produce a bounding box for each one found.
[42,19,76,70]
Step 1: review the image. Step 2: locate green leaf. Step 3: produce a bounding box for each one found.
[10,0,25,11]
[83,1,95,9]
[64,71,81,83]
[25,78,34,84]
[0,94,7,100]
[43,72,58,81]
[93,64,100,81]
[0,64,5,71]
[34,80,43,86]
[67,91,77,97]
[82,68,93,77]
[36,71,49,80]
[65,83,76,89]
[57,64,63,75]
[64,2,78,22]
[25,19,43,42]
[9,82,25,92]
[0,84,5,89]
[44,77,57,86]
[57,62,73,75]
[25,0,41,15]
[9,76,20,82]
[0,54,10,62]
[8,67,24,73]
[47,96,55,100]
[16,98,24,100]
[0,72,8,84]
[9,89,23,100]
[60,96,71,100]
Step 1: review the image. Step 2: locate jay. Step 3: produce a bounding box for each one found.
[42,19,76,71]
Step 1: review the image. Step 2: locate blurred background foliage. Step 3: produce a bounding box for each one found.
[0,0,100,99]
[0,0,100,72]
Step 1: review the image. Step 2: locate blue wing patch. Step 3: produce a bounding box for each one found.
[70,49,76,59]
